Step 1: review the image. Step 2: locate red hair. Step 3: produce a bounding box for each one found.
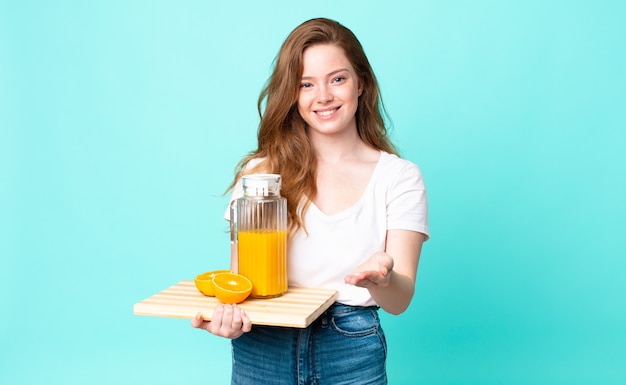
[232,18,397,235]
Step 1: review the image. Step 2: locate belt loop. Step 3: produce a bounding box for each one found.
[320,304,335,327]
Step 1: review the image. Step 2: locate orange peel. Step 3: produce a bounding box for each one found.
[194,270,232,296]
[212,273,253,304]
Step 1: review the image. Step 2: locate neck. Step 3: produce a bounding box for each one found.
[308,129,368,164]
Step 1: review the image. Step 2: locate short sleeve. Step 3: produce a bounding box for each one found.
[386,161,429,240]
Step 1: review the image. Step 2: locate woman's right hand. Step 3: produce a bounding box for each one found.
[191,304,252,339]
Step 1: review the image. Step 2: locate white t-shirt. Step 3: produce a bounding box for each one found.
[226,151,429,306]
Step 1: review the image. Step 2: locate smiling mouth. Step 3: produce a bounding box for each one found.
[316,107,340,117]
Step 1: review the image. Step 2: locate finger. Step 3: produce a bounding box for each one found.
[231,305,252,332]
[240,308,252,333]
[345,271,370,287]
[221,305,246,338]
[231,304,243,328]
[219,305,235,333]
[356,270,389,287]
[191,312,205,328]
[207,304,225,333]
[344,273,360,285]
[192,312,216,332]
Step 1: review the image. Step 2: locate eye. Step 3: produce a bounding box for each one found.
[300,82,313,89]
[332,76,346,83]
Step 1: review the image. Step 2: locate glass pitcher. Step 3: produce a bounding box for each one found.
[230,174,288,298]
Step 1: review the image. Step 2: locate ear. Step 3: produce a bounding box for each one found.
[358,79,364,97]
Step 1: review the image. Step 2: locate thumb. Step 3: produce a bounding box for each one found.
[191,312,206,329]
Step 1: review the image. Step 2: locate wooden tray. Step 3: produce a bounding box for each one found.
[134,280,338,328]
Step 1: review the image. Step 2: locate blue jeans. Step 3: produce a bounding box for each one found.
[231,303,387,385]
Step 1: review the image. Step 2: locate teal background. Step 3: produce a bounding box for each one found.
[2,1,625,384]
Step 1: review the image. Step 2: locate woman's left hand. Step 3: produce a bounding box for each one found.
[344,251,394,289]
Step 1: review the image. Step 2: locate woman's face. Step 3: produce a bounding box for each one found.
[297,43,362,139]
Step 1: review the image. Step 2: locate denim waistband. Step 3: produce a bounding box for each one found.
[316,302,380,329]
[325,302,380,316]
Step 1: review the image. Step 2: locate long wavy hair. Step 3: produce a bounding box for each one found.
[231,18,397,235]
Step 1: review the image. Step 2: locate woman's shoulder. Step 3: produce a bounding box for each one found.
[241,157,267,173]
[378,151,422,175]
[372,151,426,193]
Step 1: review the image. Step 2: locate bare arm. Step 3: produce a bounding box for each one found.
[344,229,425,315]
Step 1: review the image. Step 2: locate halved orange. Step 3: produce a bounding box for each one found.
[194,270,232,296]
[212,273,253,304]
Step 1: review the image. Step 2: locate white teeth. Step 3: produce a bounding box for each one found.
[317,108,337,117]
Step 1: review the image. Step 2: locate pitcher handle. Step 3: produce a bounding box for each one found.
[229,200,238,273]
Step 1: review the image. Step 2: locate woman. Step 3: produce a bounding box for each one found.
[192,18,429,384]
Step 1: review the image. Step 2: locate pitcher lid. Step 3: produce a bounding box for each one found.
[242,174,282,197]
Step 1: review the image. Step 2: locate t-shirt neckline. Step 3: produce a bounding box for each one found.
[308,151,387,220]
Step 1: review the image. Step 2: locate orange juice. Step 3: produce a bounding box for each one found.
[237,229,287,298]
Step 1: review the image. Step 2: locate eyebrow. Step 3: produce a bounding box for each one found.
[301,68,350,80]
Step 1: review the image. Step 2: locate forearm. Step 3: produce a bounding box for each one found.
[368,270,415,315]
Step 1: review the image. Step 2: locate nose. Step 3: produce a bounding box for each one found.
[317,84,333,103]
